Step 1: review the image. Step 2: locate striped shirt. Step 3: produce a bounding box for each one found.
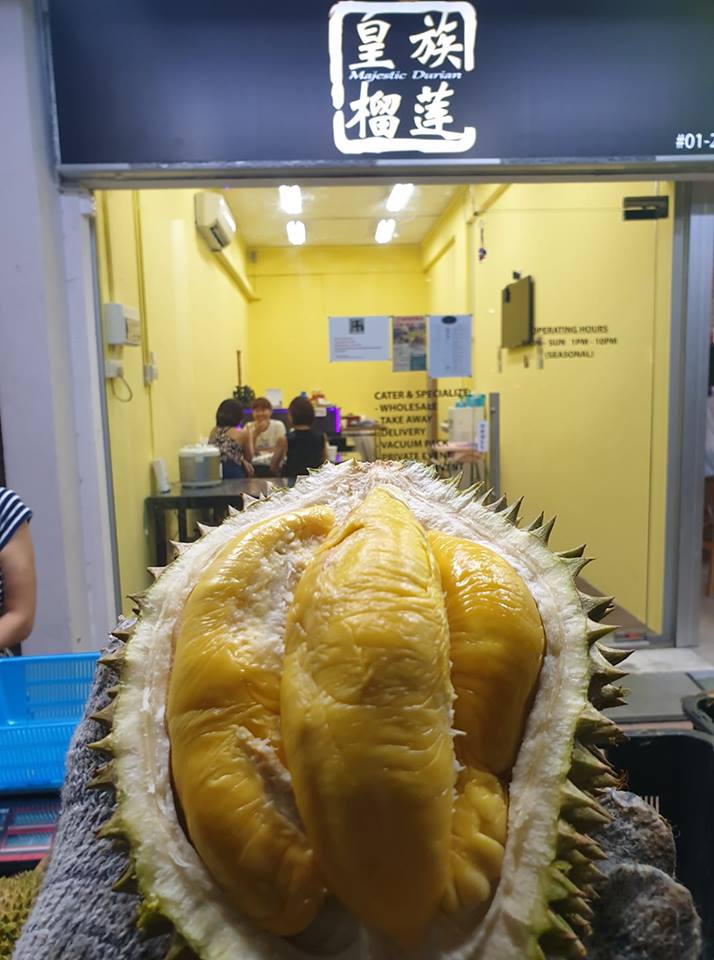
[0,487,32,616]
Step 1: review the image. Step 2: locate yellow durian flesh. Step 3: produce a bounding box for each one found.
[429,531,546,777]
[167,505,335,936]
[281,488,455,948]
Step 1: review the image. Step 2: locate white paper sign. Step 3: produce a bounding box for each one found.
[427,314,472,378]
[329,315,391,362]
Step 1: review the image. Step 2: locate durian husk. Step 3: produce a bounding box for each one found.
[0,860,46,960]
[92,461,629,960]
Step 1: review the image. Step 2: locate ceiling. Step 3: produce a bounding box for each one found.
[224,184,458,248]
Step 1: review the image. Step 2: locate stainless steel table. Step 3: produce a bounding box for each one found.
[145,478,291,565]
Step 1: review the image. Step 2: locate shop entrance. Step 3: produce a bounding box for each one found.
[95,179,673,646]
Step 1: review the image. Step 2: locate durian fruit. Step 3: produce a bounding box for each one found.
[91,461,630,960]
[0,863,45,959]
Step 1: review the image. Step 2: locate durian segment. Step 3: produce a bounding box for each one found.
[281,487,455,948]
[167,506,335,937]
[428,531,545,776]
[441,768,507,925]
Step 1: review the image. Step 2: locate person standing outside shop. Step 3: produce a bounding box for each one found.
[0,487,36,655]
[245,397,287,477]
[272,397,328,479]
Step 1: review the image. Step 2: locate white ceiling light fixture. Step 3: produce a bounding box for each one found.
[279,184,303,215]
[286,220,306,245]
[386,183,414,212]
[375,218,396,244]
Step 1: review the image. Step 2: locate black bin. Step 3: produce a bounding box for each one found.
[609,731,714,958]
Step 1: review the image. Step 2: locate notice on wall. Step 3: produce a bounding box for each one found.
[392,316,427,372]
[374,386,470,461]
[329,315,391,362]
[428,314,472,378]
[536,324,619,360]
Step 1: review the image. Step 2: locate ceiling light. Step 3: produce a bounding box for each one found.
[286,220,306,245]
[386,183,414,212]
[375,218,396,244]
[279,184,303,215]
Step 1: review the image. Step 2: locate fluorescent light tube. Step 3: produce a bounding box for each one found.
[375,218,396,244]
[279,185,303,215]
[386,183,414,212]
[286,220,306,245]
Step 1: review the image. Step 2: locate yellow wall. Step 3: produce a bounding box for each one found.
[248,246,430,443]
[96,190,251,610]
[98,182,672,633]
[421,182,673,630]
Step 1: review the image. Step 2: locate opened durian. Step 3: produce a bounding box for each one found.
[91,461,631,960]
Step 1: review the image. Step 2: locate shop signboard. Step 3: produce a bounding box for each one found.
[47,0,714,175]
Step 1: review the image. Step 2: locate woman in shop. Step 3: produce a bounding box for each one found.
[0,486,36,655]
[245,397,287,477]
[209,399,254,479]
[272,396,328,479]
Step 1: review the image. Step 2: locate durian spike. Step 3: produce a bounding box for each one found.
[568,741,618,790]
[227,505,240,517]
[169,540,190,558]
[576,702,624,746]
[477,487,496,506]
[557,544,587,559]
[562,554,592,578]
[112,862,139,894]
[98,647,126,670]
[241,494,261,508]
[109,626,133,641]
[126,592,147,610]
[531,516,556,545]
[87,760,116,791]
[541,910,586,958]
[106,684,121,700]
[196,522,213,536]
[87,734,114,755]
[579,593,615,622]
[90,700,116,727]
[147,566,165,581]
[556,818,606,861]
[489,494,508,512]
[590,683,629,710]
[595,642,634,666]
[589,645,628,684]
[137,901,173,939]
[560,780,609,826]
[526,511,545,532]
[96,811,125,841]
[586,618,618,643]
[503,495,524,526]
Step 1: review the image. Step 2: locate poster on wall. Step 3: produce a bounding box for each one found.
[329,315,391,362]
[428,314,472,377]
[392,316,427,372]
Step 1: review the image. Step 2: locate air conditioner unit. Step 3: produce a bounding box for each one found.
[195,192,236,250]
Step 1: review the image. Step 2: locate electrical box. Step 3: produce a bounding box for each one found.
[104,302,141,346]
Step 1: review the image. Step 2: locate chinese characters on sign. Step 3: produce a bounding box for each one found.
[329,2,477,154]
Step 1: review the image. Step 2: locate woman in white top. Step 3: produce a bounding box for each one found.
[246,397,287,476]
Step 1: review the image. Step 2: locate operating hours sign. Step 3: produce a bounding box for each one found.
[47,0,714,172]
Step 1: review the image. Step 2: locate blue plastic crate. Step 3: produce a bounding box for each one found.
[0,653,99,791]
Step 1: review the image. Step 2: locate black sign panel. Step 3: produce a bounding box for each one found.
[47,0,714,171]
